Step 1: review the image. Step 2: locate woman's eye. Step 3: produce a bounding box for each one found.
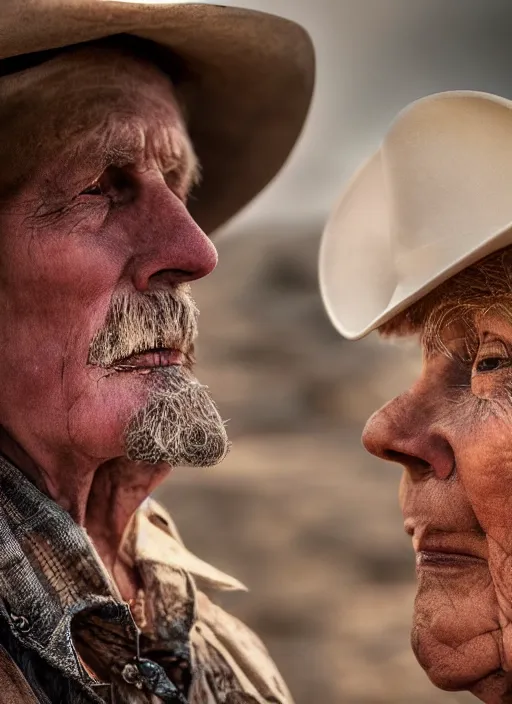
[473,338,511,374]
[475,357,509,373]
[80,181,103,197]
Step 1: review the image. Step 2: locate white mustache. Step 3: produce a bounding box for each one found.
[88,288,199,368]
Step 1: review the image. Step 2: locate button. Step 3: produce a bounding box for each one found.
[121,658,187,703]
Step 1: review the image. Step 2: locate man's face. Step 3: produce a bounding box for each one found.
[363,268,512,702]
[0,44,229,476]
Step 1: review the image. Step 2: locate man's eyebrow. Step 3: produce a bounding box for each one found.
[104,136,200,182]
[58,124,201,189]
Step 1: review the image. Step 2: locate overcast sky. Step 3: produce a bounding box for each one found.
[215,0,512,236]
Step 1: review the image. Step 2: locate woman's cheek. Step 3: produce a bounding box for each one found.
[454,412,512,536]
[471,369,512,400]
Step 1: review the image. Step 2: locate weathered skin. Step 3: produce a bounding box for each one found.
[0,45,217,600]
[363,309,512,702]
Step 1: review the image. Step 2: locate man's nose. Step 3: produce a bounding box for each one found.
[127,178,218,292]
[362,395,455,480]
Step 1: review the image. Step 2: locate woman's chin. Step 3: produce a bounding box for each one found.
[412,620,503,695]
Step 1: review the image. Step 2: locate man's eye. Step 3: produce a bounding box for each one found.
[475,357,509,373]
[80,181,103,196]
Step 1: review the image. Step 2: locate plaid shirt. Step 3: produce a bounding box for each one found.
[0,456,293,703]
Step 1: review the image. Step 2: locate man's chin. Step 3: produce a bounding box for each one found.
[123,365,230,468]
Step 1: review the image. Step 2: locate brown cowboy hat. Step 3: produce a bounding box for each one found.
[0,0,315,234]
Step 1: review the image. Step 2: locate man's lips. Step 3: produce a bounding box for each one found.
[112,348,185,370]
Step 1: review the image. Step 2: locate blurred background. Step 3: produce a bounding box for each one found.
[154,2,512,702]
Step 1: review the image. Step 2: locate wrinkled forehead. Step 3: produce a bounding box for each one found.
[380,246,512,352]
[0,43,190,197]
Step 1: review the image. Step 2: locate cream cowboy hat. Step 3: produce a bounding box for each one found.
[0,0,315,235]
[319,90,512,340]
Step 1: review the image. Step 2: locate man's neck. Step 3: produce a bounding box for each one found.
[0,427,170,595]
[85,457,169,572]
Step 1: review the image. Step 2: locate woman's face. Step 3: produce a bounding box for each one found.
[363,301,512,703]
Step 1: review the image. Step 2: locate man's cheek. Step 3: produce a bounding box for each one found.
[67,373,151,459]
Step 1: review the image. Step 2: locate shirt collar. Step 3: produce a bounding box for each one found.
[0,454,246,687]
[125,499,247,594]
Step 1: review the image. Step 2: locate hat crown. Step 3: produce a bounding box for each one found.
[386,92,512,255]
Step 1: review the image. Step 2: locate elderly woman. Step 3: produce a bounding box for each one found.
[320,91,512,703]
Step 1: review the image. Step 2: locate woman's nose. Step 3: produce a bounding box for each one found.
[362,396,455,481]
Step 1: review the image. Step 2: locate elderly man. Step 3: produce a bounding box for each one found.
[320,91,512,703]
[0,2,314,703]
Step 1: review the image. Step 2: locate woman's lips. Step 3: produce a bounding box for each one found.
[414,532,488,569]
[416,550,486,568]
[112,348,184,370]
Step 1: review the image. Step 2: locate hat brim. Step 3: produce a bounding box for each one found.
[319,147,512,341]
[1,1,315,235]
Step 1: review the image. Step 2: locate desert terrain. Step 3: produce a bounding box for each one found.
[155,226,473,704]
